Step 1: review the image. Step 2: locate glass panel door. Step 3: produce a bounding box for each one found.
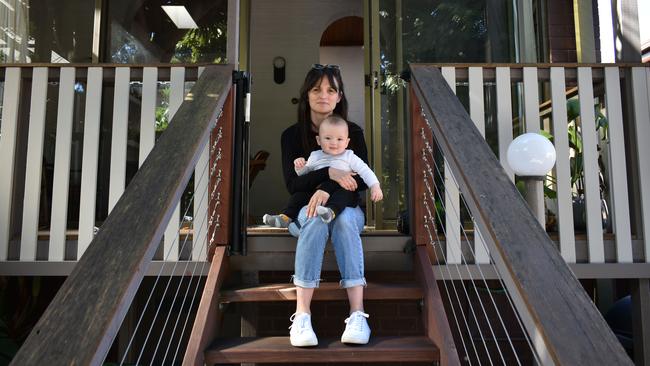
[365,0,520,229]
[365,0,406,230]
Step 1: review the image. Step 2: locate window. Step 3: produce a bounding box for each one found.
[104,0,228,64]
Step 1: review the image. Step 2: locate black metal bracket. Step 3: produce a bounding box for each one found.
[229,70,251,256]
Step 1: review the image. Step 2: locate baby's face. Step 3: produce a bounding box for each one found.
[317,123,350,155]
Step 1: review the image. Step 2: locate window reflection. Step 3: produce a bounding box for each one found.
[374,0,519,227]
[0,0,93,63]
[401,0,515,64]
[105,0,228,63]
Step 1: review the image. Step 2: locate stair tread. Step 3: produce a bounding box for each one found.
[205,336,439,363]
[220,282,423,302]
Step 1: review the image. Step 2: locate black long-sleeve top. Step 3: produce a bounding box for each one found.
[281,121,369,206]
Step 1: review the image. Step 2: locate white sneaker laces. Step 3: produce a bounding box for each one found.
[289,312,310,333]
[344,311,369,332]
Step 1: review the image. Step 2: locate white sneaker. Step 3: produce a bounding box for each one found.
[341,311,371,344]
[289,312,318,347]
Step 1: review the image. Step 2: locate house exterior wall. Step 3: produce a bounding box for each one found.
[1,2,649,364]
[247,0,364,220]
[319,46,365,130]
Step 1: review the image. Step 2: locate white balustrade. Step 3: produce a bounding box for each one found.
[50,67,76,261]
[163,67,186,262]
[577,67,605,263]
[108,67,131,212]
[549,67,576,262]
[0,65,211,264]
[468,67,490,264]
[631,67,650,263]
[604,67,632,263]
[436,65,649,265]
[78,67,104,257]
[20,67,49,260]
[0,68,22,260]
[0,64,648,268]
[496,67,514,181]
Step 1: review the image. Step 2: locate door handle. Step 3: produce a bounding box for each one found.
[365,71,380,89]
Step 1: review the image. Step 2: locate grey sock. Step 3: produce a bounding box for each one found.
[316,206,334,224]
[263,214,291,228]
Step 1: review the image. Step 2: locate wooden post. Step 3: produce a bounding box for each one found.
[573,0,597,62]
[632,278,650,366]
[183,246,230,366]
[415,246,461,366]
[208,89,235,260]
[411,83,460,365]
[409,85,431,246]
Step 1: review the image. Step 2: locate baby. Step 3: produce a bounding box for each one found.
[264,115,382,227]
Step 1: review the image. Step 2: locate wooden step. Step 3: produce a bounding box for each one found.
[220,282,423,303]
[205,336,439,364]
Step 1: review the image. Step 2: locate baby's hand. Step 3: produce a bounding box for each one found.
[370,184,383,202]
[294,157,306,170]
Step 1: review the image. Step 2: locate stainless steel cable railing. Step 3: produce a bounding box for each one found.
[409,64,633,366]
[9,65,235,366]
[116,122,225,365]
[419,121,538,365]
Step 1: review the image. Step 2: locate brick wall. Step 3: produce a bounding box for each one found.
[547,0,578,62]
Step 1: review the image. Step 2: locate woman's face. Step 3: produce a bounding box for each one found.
[308,77,341,116]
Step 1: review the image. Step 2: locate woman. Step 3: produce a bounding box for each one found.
[281,65,371,347]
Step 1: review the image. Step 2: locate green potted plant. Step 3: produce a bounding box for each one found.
[542,97,610,232]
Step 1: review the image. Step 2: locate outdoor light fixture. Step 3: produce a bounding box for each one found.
[507,132,556,225]
[273,56,286,84]
[507,132,556,179]
[161,5,198,29]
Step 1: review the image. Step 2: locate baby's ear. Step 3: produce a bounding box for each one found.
[316,135,321,146]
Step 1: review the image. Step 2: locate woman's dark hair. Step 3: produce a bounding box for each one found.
[297,67,348,153]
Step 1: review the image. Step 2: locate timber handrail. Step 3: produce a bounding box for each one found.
[409,64,632,365]
[10,64,234,365]
[0,65,205,82]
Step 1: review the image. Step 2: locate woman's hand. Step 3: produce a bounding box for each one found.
[307,189,330,218]
[329,167,357,191]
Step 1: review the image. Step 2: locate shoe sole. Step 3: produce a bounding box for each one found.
[290,339,318,347]
[340,335,370,345]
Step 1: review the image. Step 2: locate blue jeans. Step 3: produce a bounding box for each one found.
[292,205,366,289]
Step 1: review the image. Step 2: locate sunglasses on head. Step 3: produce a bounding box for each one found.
[312,63,340,71]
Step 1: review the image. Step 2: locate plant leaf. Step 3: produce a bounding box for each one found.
[567,98,580,120]
[568,125,582,152]
[544,185,557,199]
[539,130,553,141]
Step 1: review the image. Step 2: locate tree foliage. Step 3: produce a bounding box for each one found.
[172,22,227,64]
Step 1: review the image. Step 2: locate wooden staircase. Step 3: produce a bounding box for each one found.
[205,336,438,364]
[184,239,459,365]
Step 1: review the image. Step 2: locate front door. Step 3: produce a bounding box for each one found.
[245,0,522,230]
[246,0,373,227]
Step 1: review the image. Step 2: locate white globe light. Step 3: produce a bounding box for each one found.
[507,133,556,177]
